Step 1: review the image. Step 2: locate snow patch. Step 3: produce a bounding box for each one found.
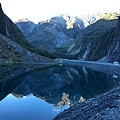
[113,61,119,65]
[82,67,88,76]
[66,69,73,80]
[82,49,89,60]
[15,18,30,23]
[68,68,79,76]
[82,67,89,82]
[113,75,118,79]
[82,43,91,59]
[6,26,9,36]
[70,48,80,55]
[67,43,75,53]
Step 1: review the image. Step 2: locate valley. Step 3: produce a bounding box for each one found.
[0,2,120,120]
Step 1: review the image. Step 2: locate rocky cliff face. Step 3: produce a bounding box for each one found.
[54,83,120,120]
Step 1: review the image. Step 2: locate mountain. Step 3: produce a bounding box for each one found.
[16,15,85,53]
[81,11,120,27]
[80,13,100,27]
[0,3,55,63]
[15,18,36,38]
[16,12,120,62]
[58,18,120,62]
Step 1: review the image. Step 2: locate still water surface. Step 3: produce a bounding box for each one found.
[0,64,119,120]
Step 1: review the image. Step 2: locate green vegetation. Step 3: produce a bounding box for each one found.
[0,36,24,63]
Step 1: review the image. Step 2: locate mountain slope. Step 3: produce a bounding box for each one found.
[15,18,36,38]
[60,18,120,62]
[0,3,53,63]
[0,33,52,63]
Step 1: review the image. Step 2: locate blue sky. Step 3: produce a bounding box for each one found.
[0,0,120,23]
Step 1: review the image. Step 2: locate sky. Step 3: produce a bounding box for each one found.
[0,0,120,23]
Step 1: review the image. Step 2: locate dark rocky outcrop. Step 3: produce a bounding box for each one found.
[54,84,120,120]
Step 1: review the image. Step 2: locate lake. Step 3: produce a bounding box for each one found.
[0,64,119,120]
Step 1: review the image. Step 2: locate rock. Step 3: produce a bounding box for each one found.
[54,84,120,120]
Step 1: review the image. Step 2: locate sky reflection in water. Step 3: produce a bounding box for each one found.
[0,94,68,120]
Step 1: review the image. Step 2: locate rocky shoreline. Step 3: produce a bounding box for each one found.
[53,60,120,120]
[54,82,120,120]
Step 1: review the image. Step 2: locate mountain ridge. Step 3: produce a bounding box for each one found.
[16,12,120,62]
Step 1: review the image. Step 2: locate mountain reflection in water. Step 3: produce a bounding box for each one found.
[0,64,119,120]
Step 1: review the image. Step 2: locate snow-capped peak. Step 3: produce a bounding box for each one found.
[15,18,30,23]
